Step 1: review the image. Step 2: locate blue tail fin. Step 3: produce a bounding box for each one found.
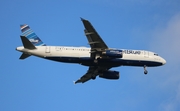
[20,24,46,46]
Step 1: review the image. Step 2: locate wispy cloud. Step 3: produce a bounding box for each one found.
[150,13,180,111]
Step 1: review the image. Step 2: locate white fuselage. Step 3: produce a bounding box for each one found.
[16,46,166,67]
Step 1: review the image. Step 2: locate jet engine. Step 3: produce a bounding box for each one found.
[99,70,119,79]
[102,50,123,58]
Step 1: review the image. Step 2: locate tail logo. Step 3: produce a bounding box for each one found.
[29,39,39,43]
[20,24,46,46]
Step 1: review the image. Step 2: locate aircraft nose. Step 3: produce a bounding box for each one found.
[16,47,19,51]
[162,58,166,65]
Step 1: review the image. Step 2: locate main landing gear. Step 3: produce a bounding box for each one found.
[144,65,148,74]
[94,59,98,63]
[94,56,100,63]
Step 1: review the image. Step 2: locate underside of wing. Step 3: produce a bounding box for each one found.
[74,72,93,84]
[81,18,108,50]
[74,66,110,84]
[75,66,98,84]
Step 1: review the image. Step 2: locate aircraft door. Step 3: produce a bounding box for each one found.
[144,51,149,58]
[45,46,50,53]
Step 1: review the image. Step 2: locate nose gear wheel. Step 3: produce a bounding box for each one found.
[144,65,148,74]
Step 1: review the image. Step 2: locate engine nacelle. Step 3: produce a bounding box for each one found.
[102,50,123,58]
[99,70,120,79]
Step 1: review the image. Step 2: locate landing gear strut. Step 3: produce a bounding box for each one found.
[94,55,100,63]
[144,65,148,74]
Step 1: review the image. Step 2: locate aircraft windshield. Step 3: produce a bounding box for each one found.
[154,53,158,56]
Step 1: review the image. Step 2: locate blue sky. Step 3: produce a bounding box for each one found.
[1,0,180,111]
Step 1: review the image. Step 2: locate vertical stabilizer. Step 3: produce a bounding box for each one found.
[20,24,46,46]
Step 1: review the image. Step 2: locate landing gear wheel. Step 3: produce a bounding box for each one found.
[94,59,98,63]
[144,65,148,75]
[94,57,100,63]
[144,70,148,74]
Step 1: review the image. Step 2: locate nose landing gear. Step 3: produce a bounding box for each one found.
[144,65,148,74]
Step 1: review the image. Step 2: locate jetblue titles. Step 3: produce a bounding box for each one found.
[123,50,141,54]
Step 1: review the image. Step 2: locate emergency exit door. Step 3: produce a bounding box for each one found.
[45,46,50,53]
[144,51,149,58]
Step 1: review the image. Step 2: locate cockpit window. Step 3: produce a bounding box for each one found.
[154,53,158,56]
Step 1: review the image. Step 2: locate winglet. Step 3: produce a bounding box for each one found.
[73,81,76,84]
[74,79,81,84]
[80,17,85,21]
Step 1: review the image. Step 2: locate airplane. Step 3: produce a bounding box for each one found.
[16,18,166,84]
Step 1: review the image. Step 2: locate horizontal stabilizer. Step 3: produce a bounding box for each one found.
[20,36,36,49]
[19,53,31,59]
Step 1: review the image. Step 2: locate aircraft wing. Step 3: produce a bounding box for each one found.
[75,18,112,84]
[81,18,108,50]
[75,66,109,84]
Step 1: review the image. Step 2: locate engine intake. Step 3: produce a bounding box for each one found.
[99,70,119,79]
[102,49,123,58]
